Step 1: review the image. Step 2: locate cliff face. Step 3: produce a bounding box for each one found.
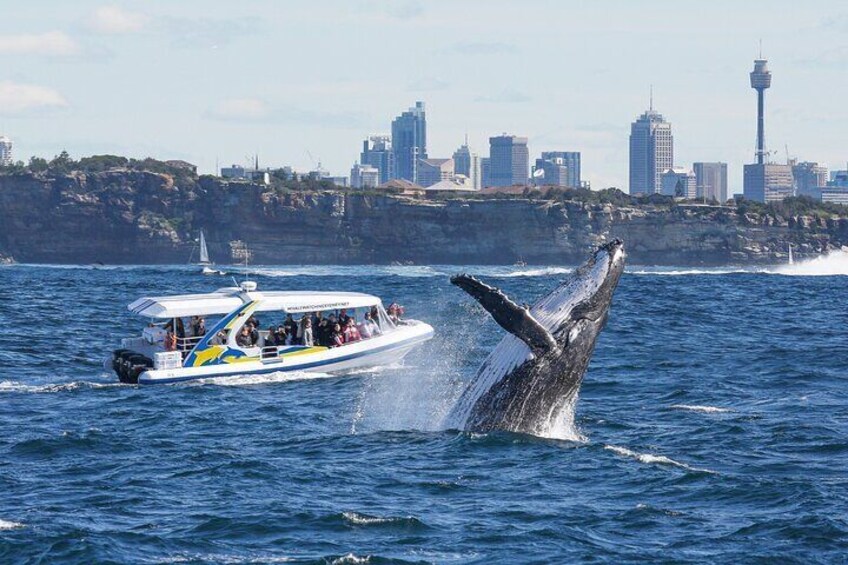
[1,171,846,265]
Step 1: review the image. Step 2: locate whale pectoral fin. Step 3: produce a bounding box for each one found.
[451,274,557,354]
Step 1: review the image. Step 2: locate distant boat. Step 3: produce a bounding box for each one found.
[788,244,794,265]
[193,230,225,275]
[513,257,527,267]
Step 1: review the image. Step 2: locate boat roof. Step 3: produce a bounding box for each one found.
[128,287,383,319]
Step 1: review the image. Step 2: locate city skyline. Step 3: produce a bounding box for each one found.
[0,1,846,194]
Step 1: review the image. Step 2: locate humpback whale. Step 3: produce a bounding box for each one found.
[447,240,625,436]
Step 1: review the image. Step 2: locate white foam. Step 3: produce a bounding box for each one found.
[605,445,716,474]
[330,554,371,565]
[0,519,24,530]
[670,404,731,413]
[773,247,848,276]
[193,370,334,387]
[0,380,119,393]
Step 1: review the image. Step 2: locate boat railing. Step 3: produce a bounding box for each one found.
[176,335,204,352]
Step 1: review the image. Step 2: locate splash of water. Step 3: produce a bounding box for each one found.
[670,404,731,413]
[773,247,848,276]
[604,445,716,473]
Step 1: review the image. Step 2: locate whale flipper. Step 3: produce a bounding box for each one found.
[450,274,557,355]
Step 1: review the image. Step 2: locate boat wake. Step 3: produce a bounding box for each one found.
[193,371,335,387]
[604,445,716,473]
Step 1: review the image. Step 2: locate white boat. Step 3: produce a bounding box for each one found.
[109,281,434,385]
[194,230,225,275]
[788,243,794,265]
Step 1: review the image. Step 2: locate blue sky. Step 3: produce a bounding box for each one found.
[1,0,846,193]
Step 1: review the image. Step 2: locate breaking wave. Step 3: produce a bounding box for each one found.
[670,404,731,413]
[0,380,119,394]
[0,519,24,530]
[604,445,716,473]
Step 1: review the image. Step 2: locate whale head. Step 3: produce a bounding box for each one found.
[448,239,625,436]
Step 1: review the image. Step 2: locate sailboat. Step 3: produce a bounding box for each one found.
[788,243,794,266]
[195,230,224,275]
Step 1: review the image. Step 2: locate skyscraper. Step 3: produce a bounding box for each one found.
[540,151,581,187]
[480,157,491,188]
[629,102,673,194]
[350,163,380,189]
[391,101,427,183]
[743,55,794,202]
[0,136,12,167]
[693,162,728,202]
[452,139,481,190]
[792,161,828,198]
[489,135,529,187]
[360,135,394,184]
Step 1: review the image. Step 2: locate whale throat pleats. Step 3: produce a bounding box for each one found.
[450,274,557,355]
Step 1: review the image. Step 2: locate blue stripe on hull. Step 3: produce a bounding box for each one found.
[138,334,431,385]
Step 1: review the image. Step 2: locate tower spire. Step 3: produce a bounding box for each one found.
[649,84,653,111]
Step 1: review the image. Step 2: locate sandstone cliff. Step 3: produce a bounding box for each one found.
[1,170,846,265]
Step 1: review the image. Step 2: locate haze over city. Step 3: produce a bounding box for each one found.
[1,0,846,193]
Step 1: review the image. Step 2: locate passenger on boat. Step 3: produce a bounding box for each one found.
[192,317,206,337]
[210,330,227,345]
[338,309,351,327]
[283,314,298,343]
[343,318,362,343]
[175,317,186,339]
[359,311,381,338]
[164,328,177,351]
[236,326,254,347]
[302,318,314,347]
[330,323,344,347]
[275,325,289,346]
[316,315,330,346]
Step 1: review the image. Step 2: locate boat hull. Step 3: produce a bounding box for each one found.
[136,322,433,385]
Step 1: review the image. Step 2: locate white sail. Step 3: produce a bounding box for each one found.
[788,244,794,265]
[198,230,210,265]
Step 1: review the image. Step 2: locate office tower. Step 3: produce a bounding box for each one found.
[360,135,394,184]
[660,168,697,198]
[743,56,793,202]
[693,162,728,202]
[792,161,828,198]
[481,157,491,188]
[350,163,380,188]
[489,134,529,187]
[533,158,569,186]
[417,158,454,187]
[391,101,427,183]
[629,99,673,194]
[453,139,481,190]
[540,151,581,187]
[0,136,12,166]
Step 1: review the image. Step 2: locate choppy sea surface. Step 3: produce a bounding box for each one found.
[1,251,848,563]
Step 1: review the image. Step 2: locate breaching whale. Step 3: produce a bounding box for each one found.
[447,239,625,436]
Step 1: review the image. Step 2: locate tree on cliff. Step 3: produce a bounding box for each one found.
[48,151,76,174]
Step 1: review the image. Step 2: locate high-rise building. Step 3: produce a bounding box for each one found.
[0,136,12,166]
[391,101,427,183]
[481,157,491,188]
[453,139,481,190]
[660,168,697,198]
[350,163,380,189]
[792,161,828,198]
[533,158,569,187]
[360,135,394,184]
[489,135,529,187]
[693,162,728,202]
[540,151,581,187]
[417,158,454,188]
[629,104,673,194]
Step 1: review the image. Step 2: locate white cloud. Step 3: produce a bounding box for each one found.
[0,31,80,56]
[206,98,269,121]
[89,5,147,34]
[0,81,68,114]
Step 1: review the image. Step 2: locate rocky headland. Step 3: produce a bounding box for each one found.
[1,165,846,265]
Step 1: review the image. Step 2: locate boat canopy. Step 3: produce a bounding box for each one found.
[128,287,383,319]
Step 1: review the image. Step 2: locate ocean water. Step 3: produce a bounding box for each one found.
[1,252,847,564]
